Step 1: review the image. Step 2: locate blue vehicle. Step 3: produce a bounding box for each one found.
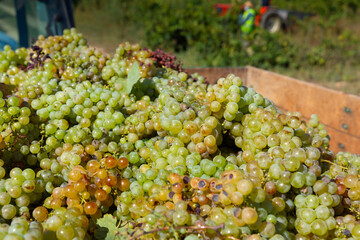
[0,0,74,49]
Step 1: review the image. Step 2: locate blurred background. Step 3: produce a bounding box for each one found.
[1,0,360,94]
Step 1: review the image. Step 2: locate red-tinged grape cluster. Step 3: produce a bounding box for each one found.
[0,28,360,240]
[150,48,183,72]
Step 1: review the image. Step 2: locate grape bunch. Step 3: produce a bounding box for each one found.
[0,28,359,240]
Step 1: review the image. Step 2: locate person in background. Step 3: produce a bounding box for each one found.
[238,1,256,35]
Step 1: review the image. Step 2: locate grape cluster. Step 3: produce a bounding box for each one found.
[0,28,359,240]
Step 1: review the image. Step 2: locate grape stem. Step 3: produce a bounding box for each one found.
[126,223,234,240]
[320,159,349,170]
[349,206,360,220]
[320,159,360,178]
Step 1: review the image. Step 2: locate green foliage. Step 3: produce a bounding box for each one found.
[132,0,360,70]
[74,0,360,72]
[273,0,360,17]
[131,0,296,69]
[96,214,120,240]
[139,1,228,50]
[125,61,141,94]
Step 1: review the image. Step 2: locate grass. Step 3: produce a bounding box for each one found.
[73,2,360,95]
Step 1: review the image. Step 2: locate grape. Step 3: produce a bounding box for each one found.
[1,204,17,219]
[0,192,11,205]
[237,179,254,195]
[3,233,24,240]
[22,169,35,180]
[295,219,311,235]
[8,223,27,235]
[241,207,258,225]
[84,201,98,215]
[299,208,316,224]
[305,195,319,209]
[311,219,327,236]
[46,215,63,231]
[0,28,359,240]
[269,234,285,240]
[325,216,336,230]
[56,225,75,240]
[259,222,276,238]
[184,234,200,240]
[15,194,30,207]
[32,206,48,222]
[173,210,190,225]
[210,209,227,225]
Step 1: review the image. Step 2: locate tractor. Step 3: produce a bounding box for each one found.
[214,1,313,33]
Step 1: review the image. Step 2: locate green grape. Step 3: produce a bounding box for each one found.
[172,210,190,225]
[266,214,277,224]
[202,161,216,176]
[8,185,22,198]
[145,169,157,180]
[22,169,35,180]
[210,209,227,225]
[56,225,75,240]
[12,175,25,185]
[290,172,305,188]
[299,208,316,224]
[10,168,22,178]
[325,216,336,230]
[351,224,360,238]
[311,219,327,236]
[15,194,30,207]
[3,233,24,240]
[295,219,311,235]
[284,157,300,171]
[276,180,291,193]
[184,234,200,240]
[0,192,11,205]
[318,193,333,206]
[0,167,5,179]
[29,143,41,154]
[22,180,36,193]
[250,187,266,203]
[46,215,63,231]
[315,205,330,220]
[7,223,27,235]
[269,234,285,240]
[190,165,203,177]
[305,195,319,209]
[304,172,316,186]
[259,222,276,238]
[1,204,17,219]
[136,173,146,183]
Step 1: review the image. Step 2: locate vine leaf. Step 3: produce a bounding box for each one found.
[96,214,119,240]
[126,61,141,94]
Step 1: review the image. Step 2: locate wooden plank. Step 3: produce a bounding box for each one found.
[326,127,360,154]
[246,66,360,154]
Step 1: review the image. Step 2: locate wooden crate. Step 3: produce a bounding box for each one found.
[186,66,360,154]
